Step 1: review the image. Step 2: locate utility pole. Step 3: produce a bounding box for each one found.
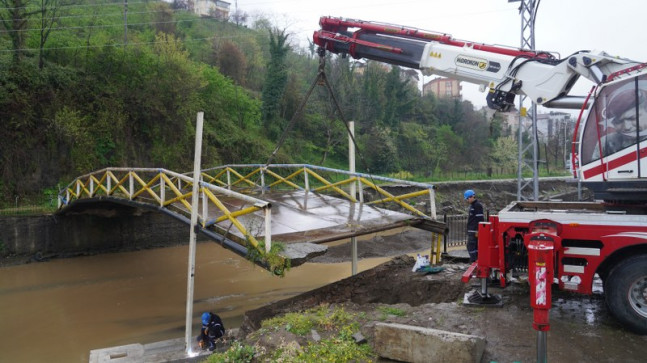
[235,0,238,26]
[509,0,540,201]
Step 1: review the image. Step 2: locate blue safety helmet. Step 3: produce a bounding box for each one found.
[201,312,211,325]
[464,189,475,200]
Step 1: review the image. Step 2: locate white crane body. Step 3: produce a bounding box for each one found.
[314,16,647,335]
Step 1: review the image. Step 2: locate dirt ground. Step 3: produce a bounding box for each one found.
[239,253,647,363]
[239,176,643,363]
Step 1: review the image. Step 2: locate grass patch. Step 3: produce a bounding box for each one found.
[294,334,374,362]
[0,205,56,216]
[377,306,406,320]
[206,341,255,363]
[217,304,375,363]
[258,304,355,336]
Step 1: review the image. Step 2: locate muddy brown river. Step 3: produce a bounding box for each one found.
[0,242,389,362]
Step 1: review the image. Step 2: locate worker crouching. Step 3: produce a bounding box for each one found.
[198,312,226,351]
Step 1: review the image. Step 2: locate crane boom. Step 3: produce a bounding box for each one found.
[313,16,644,112]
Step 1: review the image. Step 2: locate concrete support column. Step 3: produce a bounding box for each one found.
[265,207,272,253]
[351,236,358,275]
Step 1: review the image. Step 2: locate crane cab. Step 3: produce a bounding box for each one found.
[577,71,647,202]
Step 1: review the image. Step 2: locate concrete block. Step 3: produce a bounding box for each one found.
[281,242,327,266]
[374,322,485,363]
[89,343,144,363]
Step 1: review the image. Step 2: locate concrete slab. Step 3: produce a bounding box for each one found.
[89,343,144,363]
[374,322,485,363]
[281,242,328,266]
[211,190,425,244]
[89,338,211,363]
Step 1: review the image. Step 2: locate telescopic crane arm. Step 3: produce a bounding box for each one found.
[313,17,645,112]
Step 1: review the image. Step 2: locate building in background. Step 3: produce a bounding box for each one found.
[352,62,419,85]
[423,77,462,99]
[535,111,573,142]
[183,0,230,20]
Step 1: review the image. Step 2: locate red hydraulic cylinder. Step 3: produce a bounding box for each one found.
[526,233,556,331]
[526,232,557,363]
[477,220,499,270]
[461,217,500,283]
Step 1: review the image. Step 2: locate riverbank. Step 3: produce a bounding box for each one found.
[220,255,647,363]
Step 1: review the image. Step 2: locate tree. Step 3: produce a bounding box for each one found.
[261,28,289,139]
[396,122,433,172]
[215,41,247,85]
[490,135,518,175]
[36,0,62,68]
[382,66,415,127]
[360,126,399,173]
[452,101,490,169]
[429,124,461,176]
[0,0,37,63]
[171,0,189,10]
[230,9,248,26]
[150,2,176,35]
[357,61,387,131]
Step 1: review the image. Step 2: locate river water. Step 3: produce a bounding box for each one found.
[0,242,389,362]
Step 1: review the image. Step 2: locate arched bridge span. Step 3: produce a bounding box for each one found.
[57,165,445,264]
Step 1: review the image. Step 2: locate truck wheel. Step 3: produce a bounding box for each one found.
[604,255,647,334]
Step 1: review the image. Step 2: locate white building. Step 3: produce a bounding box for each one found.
[535,111,573,142]
[191,0,230,19]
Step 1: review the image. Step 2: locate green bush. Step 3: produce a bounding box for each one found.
[250,304,374,362]
[245,240,291,277]
[206,341,255,363]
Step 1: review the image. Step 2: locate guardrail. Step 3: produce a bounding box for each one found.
[58,167,272,253]
[201,164,437,219]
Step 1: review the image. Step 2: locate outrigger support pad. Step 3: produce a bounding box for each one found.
[463,277,503,307]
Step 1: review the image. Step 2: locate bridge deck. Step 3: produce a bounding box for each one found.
[200,190,428,245]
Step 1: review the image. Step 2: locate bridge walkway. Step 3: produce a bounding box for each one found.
[58,165,445,269]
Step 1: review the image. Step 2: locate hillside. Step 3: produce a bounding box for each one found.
[0,1,570,208]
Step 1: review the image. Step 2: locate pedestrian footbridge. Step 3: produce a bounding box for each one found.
[57,164,445,270]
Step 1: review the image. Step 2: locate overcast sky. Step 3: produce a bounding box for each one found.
[234,0,646,110]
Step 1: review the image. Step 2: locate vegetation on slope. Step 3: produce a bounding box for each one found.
[0,0,568,207]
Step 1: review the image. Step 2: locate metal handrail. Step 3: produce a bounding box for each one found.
[58,165,440,258]
[58,167,272,252]
[200,164,437,219]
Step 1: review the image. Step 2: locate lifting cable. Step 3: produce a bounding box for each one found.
[264,47,388,212]
[199,49,393,251]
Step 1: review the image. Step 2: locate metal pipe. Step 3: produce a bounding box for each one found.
[185,112,204,355]
[537,330,547,363]
[481,277,488,296]
[351,236,357,275]
[349,121,356,200]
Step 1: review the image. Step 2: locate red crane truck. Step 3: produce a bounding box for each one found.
[313,16,647,334]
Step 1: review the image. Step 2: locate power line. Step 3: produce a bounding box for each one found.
[0,33,247,53]
[1,17,211,33]
[0,0,152,11]
[0,8,191,24]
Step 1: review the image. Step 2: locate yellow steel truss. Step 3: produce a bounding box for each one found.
[59,168,271,256]
[59,165,438,263]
